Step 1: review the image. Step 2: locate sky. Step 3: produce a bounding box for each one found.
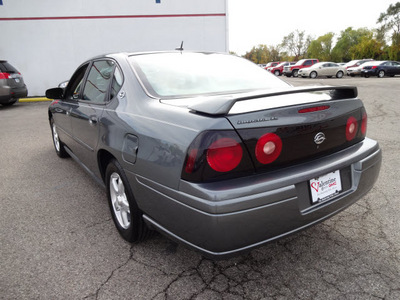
[228,0,399,55]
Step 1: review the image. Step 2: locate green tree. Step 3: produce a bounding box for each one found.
[349,34,384,60]
[280,30,312,60]
[243,44,281,64]
[307,33,335,61]
[331,27,373,61]
[377,2,400,60]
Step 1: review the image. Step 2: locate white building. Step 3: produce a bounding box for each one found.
[0,0,228,96]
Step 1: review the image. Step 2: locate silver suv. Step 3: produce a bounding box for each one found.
[0,60,28,106]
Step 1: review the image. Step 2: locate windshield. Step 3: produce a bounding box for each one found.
[129,53,289,98]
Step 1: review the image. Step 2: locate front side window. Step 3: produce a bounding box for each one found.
[83,60,115,104]
[64,64,89,100]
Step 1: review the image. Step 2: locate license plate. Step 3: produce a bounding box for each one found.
[310,170,342,204]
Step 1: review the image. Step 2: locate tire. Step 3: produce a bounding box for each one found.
[293,69,299,77]
[106,159,150,242]
[1,99,17,106]
[274,70,280,76]
[336,71,344,78]
[310,71,317,79]
[378,70,385,78]
[50,118,69,158]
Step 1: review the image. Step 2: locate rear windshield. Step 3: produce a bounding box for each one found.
[129,53,289,98]
[0,61,19,73]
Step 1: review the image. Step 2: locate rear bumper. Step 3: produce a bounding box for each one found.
[130,138,381,259]
[0,85,28,104]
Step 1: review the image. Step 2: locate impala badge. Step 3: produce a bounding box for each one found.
[314,132,326,145]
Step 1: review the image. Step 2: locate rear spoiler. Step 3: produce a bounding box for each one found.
[188,86,358,116]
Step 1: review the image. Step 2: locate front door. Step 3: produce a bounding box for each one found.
[69,60,116,172]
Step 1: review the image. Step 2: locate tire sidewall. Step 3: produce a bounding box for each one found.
[106,159,141,242]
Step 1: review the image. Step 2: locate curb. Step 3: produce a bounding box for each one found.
[19,97,51,103]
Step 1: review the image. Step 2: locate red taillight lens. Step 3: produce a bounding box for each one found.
[361,112,367,135]
[207,138,243,172]
[346,116,358,141]
[0,72,11,79]
[185,148,198,174]
[371,66,377,69]
[255,133,282,164]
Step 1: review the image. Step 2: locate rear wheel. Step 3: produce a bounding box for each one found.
[274,70,280,76]
[378,70,385,78]
[106,159,150,242]
[50,118,69,158]
[336,71,344,78]
[310,71,317,79]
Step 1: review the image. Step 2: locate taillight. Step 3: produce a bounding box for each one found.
[0,72,11,79]
[207,138,242,172]
[361,111,367,135]
[371,66,377,69]
[255,133,282,164]
[182,131,253,182]
[346,116,358,141]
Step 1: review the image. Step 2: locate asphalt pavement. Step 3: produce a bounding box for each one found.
[1,76,399,300]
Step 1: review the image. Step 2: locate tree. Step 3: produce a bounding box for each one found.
[377,2,400,60]
[349,34,384,60]
[307,33,335,61]
[280,30,312,60]
[243,44,282,64]
[331,27,373,61]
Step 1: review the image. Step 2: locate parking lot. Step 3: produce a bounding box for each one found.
[1,76,399,300]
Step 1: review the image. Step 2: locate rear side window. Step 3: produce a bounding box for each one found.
[0,62,19,73]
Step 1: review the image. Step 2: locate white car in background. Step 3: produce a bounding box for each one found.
[298,62,346,79]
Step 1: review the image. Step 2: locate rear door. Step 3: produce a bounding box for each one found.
[69,59,116,171]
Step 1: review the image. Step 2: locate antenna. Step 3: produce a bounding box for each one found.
[175,41,184,52]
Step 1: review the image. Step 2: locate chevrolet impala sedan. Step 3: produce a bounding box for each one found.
[46,52,381,258]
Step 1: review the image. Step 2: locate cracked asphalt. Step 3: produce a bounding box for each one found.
[1,77,399,300]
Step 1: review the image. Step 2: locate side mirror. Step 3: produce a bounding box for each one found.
[46,87,64,100]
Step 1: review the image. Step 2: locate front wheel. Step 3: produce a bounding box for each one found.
[310,71,317,79]
[274,70,280,76]
[292,69,299,77]
[106,159,150,242]
[50,118,69,158]
[377,70,385,78]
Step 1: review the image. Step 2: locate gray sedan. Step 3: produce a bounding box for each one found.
[46,52,381,259]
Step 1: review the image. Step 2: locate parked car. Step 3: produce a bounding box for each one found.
[46,52,381,259]
[347,61,375,77]
[264,61,280,70]
[283,58,319,77]
[0,60,28,106]
[298,62,346,78]
[344,59,373,70]
[268,62,296,76]
[361,60,400,78]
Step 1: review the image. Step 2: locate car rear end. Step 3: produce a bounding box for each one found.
[0,60,28,106]
[141,87,381,259]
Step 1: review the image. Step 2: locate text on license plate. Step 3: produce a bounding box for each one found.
[310,170,342,204]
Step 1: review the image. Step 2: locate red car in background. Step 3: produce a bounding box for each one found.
[264,61,280,70]
[268,62,296,76]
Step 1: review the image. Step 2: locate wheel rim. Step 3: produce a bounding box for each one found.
[110,172,131,229]
[378,71,384,78]
[337,71,343,78]
[310,72,317,78]
[274,71,280,76]
[52,123,60,152]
